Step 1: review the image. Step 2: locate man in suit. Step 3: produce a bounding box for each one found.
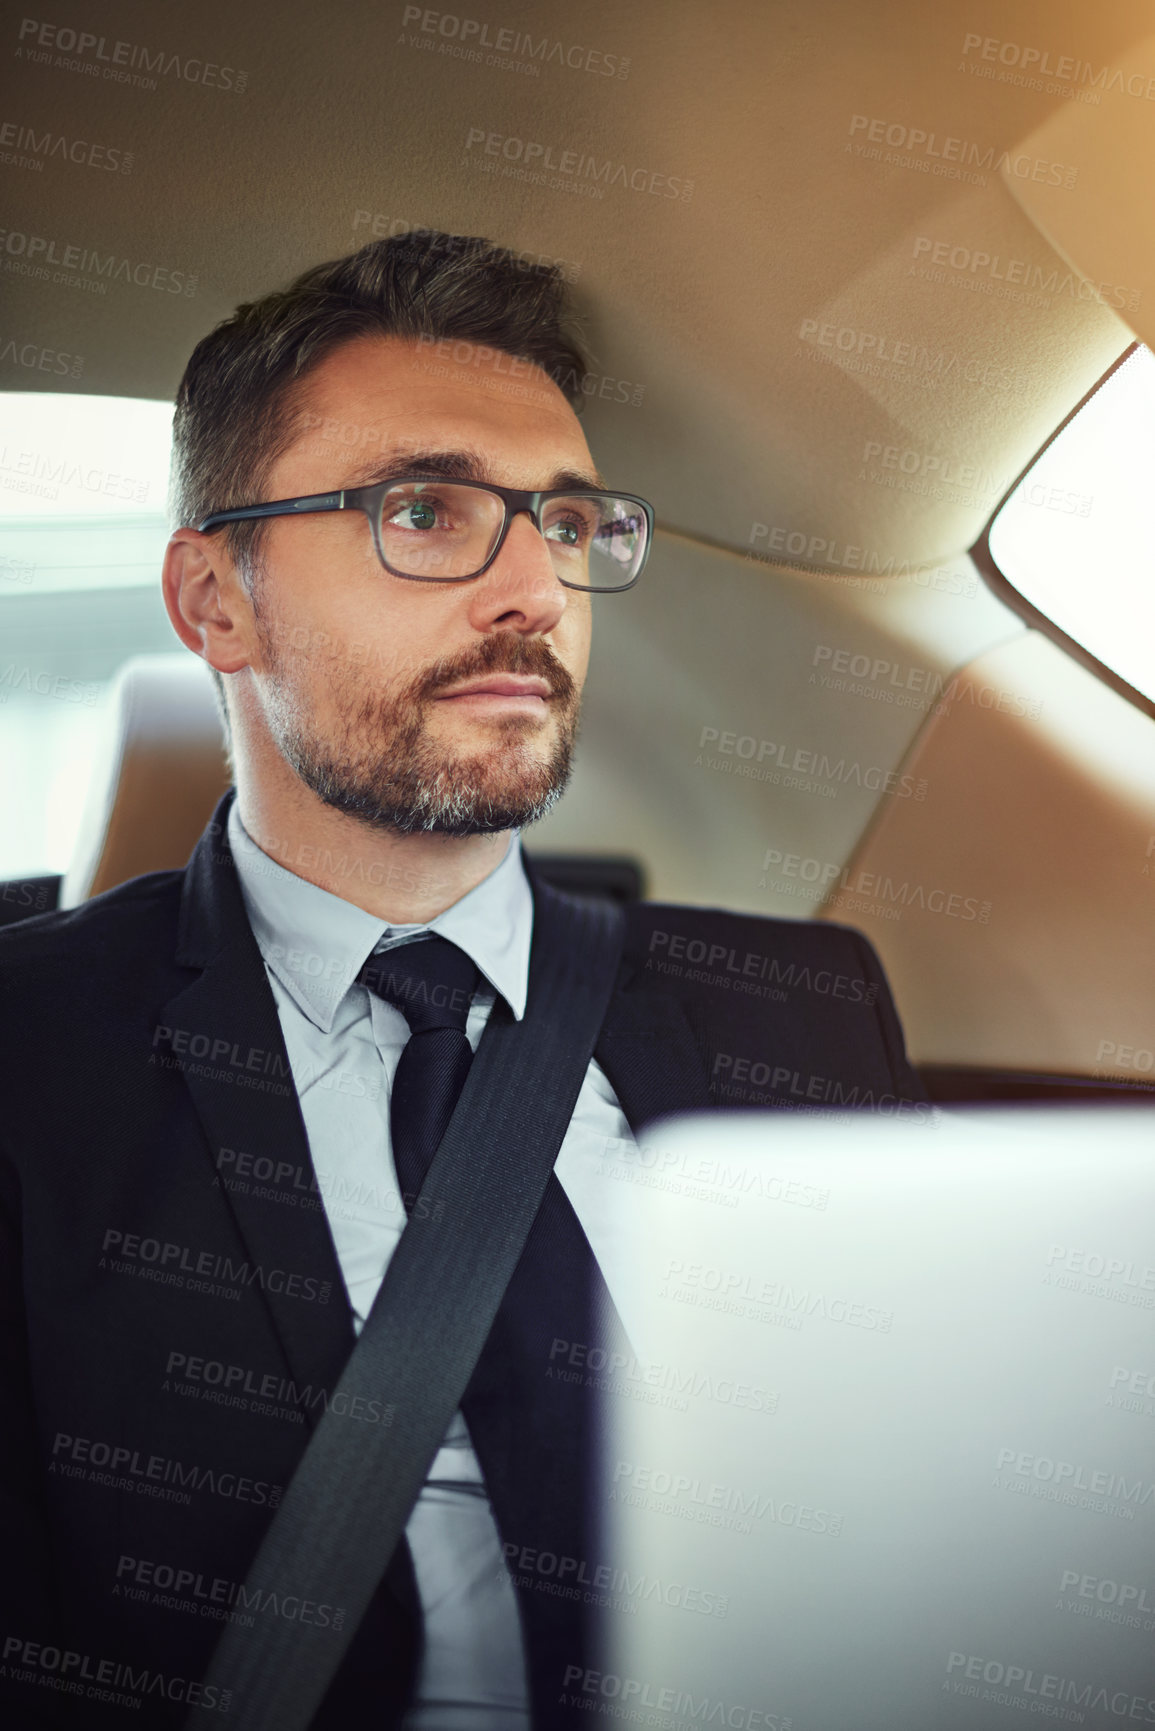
[0,231,924,1730]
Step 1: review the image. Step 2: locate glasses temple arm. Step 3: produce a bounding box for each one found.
[196,492,345,533]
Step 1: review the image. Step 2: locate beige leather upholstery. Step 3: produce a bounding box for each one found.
[60,655,230,908]
[818,630,1155,1076]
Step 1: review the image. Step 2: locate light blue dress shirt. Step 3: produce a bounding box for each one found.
[227,802,640,1729]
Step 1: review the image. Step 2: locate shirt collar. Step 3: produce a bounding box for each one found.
[228,800,533,1032]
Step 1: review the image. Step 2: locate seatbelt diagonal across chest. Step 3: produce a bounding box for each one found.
[187,887,626,1731]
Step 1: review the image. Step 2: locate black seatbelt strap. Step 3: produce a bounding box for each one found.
[187,888,626,1731]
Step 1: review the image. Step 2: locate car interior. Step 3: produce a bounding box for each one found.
[5,0,1154,1113]
[5,3,1155,1724]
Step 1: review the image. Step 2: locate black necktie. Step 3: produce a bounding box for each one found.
[362,923,627,1718]
[359,935,480,1208]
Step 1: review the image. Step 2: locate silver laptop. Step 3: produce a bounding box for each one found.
[584,1107,1155,1731]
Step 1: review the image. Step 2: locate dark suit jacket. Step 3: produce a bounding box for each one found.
[0,795,923,1729]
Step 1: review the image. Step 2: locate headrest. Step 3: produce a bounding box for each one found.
[60,653,231,908]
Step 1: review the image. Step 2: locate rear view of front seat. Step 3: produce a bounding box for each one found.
[0,654,231,926]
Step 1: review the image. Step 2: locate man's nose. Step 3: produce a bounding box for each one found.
[468,510,568,634]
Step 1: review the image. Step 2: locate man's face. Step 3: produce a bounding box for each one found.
[236,334,597,836]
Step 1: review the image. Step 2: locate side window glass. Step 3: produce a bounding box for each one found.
[0,394,173,875]
[986,345,1155,710]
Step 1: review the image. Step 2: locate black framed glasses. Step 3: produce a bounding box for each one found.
[196,477,654,592]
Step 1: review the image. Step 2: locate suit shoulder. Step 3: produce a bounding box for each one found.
[622,900,869,965]
[0,870,183,978]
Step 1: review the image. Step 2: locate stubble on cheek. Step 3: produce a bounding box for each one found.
[254,606,583,836]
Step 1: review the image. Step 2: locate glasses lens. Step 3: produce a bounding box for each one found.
[542,495,648,589]
[377,482,503,577]
[374,483,648,586]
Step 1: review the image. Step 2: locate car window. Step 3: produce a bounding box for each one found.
[0,394,174,875]
[986,343,1155,708]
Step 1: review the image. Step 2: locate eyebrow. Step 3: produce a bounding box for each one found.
[340,448,607,492]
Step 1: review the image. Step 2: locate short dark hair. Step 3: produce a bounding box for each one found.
[174,228,588,737]
[169,230,590,734]
[171,229,589,545]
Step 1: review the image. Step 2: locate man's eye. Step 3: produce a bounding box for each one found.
[545,515,587,549]
[392,499,439,531]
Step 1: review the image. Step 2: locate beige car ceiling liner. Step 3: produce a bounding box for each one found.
[5,0,1148,572]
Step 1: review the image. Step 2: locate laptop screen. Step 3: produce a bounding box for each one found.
[584,1107,1155,1731]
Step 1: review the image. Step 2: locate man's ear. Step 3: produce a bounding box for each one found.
[162,529,258,674]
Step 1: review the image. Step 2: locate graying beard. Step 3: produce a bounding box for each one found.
[398,766,568,834]
[274,714,575,838]
[256,603,577,838]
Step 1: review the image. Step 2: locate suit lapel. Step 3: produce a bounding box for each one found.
[167,832,712,1411]
[162,794,354,1415]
